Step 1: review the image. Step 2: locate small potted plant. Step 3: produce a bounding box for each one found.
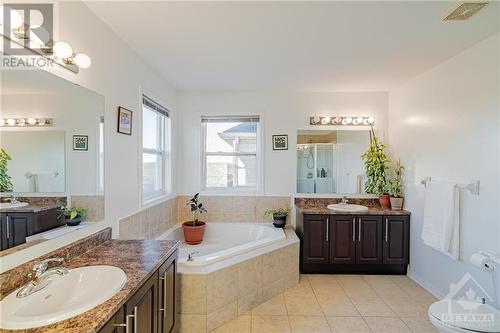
[387,159,405,210]
[59,206,87,226]
[264,208,290,228]
[182,193,207,245]
[361,126,390,208]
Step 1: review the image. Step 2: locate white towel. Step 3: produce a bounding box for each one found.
[421,181,460,260]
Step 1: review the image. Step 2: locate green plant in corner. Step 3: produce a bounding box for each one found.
[59,206,88,220]
[186,193,207,226]
[387,159,404,198]
[0,148,13,192]
[264,208,290,219]
[361,126,389,195]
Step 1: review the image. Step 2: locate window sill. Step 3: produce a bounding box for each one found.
[142,193,175,208]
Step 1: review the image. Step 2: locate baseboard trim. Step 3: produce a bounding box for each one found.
[407,268,444,300]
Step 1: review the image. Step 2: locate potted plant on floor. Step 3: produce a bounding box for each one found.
[264,208,290,228]
[387,159,405,210]
[59,206,87,226]
[361,126,390,208]
[182,193,207,245]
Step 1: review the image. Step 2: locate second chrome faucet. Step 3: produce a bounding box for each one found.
[16,257,70,298]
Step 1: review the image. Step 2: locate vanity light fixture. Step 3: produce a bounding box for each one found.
[310,116,375,126]
[53,41,73,59]
[0,118,53,127]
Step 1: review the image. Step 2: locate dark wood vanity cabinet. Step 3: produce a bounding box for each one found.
[0,208,63,251]
[99,250,177,333]
[299,214,409,274]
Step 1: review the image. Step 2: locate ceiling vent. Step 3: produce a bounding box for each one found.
[443,2,490,21]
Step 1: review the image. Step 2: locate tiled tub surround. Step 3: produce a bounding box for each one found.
[70,195,105,221]
[119,196,178,239]
[295,197,411,215]
[118,195,291,239]
[177,228,299,333]
[0,227,179,332]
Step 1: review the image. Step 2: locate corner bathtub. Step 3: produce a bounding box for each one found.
[159,223,285,267]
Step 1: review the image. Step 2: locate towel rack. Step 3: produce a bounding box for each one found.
[420,177,480,195]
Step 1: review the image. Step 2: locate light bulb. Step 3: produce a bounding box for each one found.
[367,117,375,124]
[38,118,45,126]
[53,41,73,58]
[27,118,37,125]
[344,117,353,124]
[0,119,5,126]
[356,117,363,123]
[311,116,320,124]
[333,117,342,124]
[321,116,331,125]
[7,118,16,126]
[74,53,91,68]
[18,118,26,126]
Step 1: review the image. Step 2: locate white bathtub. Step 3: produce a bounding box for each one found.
[158,223,286,267]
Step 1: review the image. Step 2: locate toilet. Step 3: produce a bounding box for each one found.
[429,255,500,333]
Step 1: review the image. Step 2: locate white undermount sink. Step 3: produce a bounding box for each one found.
[327,203,369,213]
[0,202,29,209]
[0,265,127,329]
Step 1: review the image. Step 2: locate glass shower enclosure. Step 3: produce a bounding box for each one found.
[297,143,337,193]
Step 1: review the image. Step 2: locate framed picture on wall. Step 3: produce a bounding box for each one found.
[117,106,133,135]
[73,135,88,151]
[272,134,288,150]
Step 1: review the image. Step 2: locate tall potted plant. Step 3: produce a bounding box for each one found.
[387,159,405,210]
[0,148,13,192]
[182,193,207,245]
[361,127,390,208]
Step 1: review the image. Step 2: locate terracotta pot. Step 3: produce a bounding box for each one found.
[379,194,391,209]
[390,197,404,210]
[272,215,287,228]
[182,221,206,245]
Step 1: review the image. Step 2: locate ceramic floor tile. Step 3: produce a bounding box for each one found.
[283,277,314,297]
[251,294,288,316]
[307,274,341,287]
[285,295,323,316]
[401,318,439,333]
[352,298,396,317]
[316,295,360,317]
[384,298,429,318]
[289,316,332,333]
[364,317,411,333]
[251,315,291,333]
[326,316,372,333]
[211,315,251,333]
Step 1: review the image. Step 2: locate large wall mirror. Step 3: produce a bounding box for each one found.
[297,130,370,194]
[0,69,105,255]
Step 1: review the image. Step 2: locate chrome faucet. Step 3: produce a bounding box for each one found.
[5,194,19,204]
[187,251,199,262]
[16,257,70,298]
[341,196,349,205]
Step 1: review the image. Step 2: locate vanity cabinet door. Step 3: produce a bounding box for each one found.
[98,307,125,333]
[29,208,63,235]
[0,214,8,250]
[2,213,29,249]
[383,216,410,265]
[330,215,356,264]
[125,273,159,333]
[356,216,383,264]
[302,215,330,264]
[158,251,177,333]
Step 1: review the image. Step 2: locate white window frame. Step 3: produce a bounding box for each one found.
[200,115,263,194]
[141,95,172,204]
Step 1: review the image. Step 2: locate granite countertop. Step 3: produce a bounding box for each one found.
[0,203,62,213]
[0,239,180,333]
[297,205,411,216]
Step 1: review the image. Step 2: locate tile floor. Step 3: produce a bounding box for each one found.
[211,274,439,333]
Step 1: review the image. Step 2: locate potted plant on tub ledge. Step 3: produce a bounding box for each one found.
[182,193,207,245]
[264,208,290,228]
[59,206,87,226]
[361,126,390,209]
[387,159,405,210]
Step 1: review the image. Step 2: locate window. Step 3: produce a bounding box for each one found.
[201,115,261,192]
[142,95,171,202]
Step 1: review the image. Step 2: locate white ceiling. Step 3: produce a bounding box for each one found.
[86,1,500,92]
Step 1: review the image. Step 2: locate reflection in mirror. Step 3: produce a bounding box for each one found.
[0,69,105,255]
[297,130,370,194]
